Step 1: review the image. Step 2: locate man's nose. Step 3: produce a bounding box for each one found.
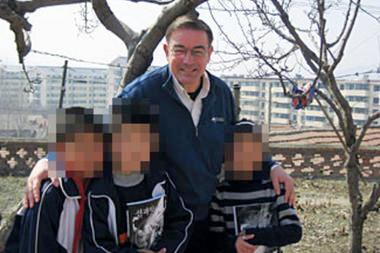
[182,50,194,63]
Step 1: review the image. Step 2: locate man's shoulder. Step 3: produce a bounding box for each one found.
[119,65,169,98]
[208,71,230,91]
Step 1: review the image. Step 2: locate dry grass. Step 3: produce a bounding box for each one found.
[0,177,379,252]
[283,179,380,253]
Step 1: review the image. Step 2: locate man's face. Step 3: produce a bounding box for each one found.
[164,28,213,89]
[112,123,158,175]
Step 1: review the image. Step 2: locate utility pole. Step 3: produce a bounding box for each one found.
[233,82,241,120]
[58,60,68,109]
[268,81,272,132]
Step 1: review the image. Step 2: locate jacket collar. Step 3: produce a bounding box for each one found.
[161,65,216,105]
[59,178,81,199]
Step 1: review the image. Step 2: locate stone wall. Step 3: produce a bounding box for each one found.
[0,140,47,176]
[0,140,379,179]
[271,146,380,180]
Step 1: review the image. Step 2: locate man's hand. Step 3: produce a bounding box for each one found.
[23,158,59,208]
[235,234,256,253]
[270,166,295,206]
[138,248,166,253]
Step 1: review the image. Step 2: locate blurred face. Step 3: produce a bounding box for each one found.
[224,132,264,181]
[164,28,213,91]
[51,132,104,178]
[112,123,158,175]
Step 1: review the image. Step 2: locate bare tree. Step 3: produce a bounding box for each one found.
[0,0,205,247]
[0,0,206,89]
[208,1,379,252]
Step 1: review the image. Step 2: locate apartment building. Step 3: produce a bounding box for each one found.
[0,64,114,110]
[222,72,380,128]
[2,60,379,130]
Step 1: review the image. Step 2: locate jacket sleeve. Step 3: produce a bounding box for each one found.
[4,207,24,253]
[208,189,236,253]
[19,180,67,253]
[83,190,137,253]
[150,173,193,253]
[245,188,302,247]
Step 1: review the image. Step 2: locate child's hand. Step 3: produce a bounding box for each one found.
[235,234,257,253]
[137,248,166,253]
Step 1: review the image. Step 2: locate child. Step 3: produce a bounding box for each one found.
[7,107,105,253]
[209,120,302,253]
[83,99,193,253]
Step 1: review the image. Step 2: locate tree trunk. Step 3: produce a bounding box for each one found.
[350,204,364,253]
[346,156,365,253]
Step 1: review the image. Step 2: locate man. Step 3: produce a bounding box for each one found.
[24,15,295,253]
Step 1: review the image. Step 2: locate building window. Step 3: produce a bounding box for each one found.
[347,96,368,103]
[306,116,325,122]
[353,108,368,114]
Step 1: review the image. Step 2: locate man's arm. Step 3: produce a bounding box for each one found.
[263,152,296,207]
[23,158,60,208]
[270,166,296,206]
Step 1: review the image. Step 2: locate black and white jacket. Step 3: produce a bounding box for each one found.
[209,178,302,253]
[83,170,193,253]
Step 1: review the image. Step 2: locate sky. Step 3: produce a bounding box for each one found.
[0,0,380,77]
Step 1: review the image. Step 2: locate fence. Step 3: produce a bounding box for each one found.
[0,140,379,179]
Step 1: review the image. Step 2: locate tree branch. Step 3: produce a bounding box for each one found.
[362,183,380,218]
[352,111,380,154]
[15,0,88,13]
[315,95,349,153]
[269,0,320,74]
[327,0,352,48]
[329,0,361,72]
[119,0,206,89]
[0,1,32,62]
[129,0,175,4]
[253,1,296,44]
[92,0,139,51]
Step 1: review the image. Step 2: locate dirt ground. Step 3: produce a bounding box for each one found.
[0,177,379,252]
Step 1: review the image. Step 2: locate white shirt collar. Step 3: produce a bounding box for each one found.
[172,72,210,127]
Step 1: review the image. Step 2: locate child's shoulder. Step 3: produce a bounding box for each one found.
[86,177,114,195]
[218,178,275,193]
[39,178,79,205]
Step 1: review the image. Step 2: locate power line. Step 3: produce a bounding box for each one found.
[336,69,379,78]
[30,49,128,69]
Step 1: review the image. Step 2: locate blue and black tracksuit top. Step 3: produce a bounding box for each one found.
[83,170,193,253]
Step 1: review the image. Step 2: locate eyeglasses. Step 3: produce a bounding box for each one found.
[170,46,209,58]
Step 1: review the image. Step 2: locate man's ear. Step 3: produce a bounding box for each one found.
[207,45,213,62]
[163,43,170,58]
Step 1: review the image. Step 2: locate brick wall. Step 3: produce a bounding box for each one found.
[0,141,379,179]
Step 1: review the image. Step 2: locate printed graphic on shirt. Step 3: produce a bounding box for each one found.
[233,202,278,253]
[126,194,166,249]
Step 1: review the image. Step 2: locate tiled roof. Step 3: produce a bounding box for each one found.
[269,126,380,149]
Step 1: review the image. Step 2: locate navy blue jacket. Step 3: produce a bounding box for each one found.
[4,178,83,253]
[118,65,236,220]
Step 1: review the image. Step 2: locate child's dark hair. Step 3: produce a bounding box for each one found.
[55,107,103,143]
[225,119,263,143]
[111,98,159,133]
